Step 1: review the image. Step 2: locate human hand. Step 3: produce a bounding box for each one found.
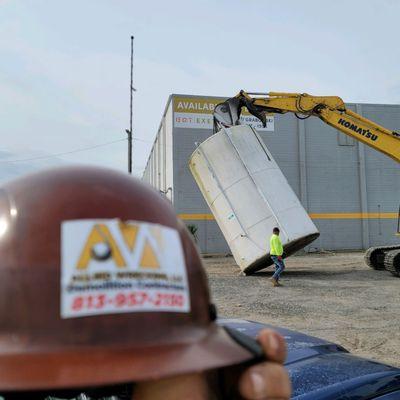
[238,329,291,399]
[277,256,283,261]
[133,329,291,400]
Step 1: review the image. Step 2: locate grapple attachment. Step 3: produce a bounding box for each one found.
[213,97,243,133]
[213,93,267,133]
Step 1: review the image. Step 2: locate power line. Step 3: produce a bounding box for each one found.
[0,138,127,164]
[131,136,155,144]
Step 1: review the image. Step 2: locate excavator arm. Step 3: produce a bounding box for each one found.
[214,90,400,163]
[214,90,400,275]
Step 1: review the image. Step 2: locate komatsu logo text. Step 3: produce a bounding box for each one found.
[338,118,378,141]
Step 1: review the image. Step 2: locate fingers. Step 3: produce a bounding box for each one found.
[257,329,287,364]
[238,329,291,399]
[238,362,291,399]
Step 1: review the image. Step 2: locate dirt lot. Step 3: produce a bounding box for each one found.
[204,252,400,367]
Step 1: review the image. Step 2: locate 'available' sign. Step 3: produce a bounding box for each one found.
[173,96,274,131]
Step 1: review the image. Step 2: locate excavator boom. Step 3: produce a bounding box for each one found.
[214,90,400,276]
[214,91,400,163]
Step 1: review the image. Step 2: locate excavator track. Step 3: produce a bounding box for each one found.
[384,249,400,277]
[364,245,400,270]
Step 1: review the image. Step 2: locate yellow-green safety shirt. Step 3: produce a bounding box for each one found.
[270,234,283,256]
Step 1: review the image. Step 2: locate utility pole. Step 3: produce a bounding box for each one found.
[126,35,136,174]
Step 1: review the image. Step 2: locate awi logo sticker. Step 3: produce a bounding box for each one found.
[61,219,190,318]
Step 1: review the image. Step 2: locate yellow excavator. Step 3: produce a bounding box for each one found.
[213,90,400,275]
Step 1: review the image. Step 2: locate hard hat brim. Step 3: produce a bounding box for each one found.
[0,325,255,391]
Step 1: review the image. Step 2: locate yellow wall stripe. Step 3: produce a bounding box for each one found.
[179,213,215,220]
[179,212,398,220]
[309,212,397,219]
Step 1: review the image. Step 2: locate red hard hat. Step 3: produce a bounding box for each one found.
[0,166,254,391]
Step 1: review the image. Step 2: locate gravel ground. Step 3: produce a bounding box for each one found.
[204,252,400,367]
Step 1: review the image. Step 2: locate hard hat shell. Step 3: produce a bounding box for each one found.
[0,166,253,391]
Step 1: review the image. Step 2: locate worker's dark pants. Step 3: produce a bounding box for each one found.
[271,256,285,280]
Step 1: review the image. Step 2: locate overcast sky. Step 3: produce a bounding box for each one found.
[1,0,399,181]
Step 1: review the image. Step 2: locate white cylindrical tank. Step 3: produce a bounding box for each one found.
[189,125,319,274]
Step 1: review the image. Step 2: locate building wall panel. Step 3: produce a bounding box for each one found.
[144,94,400,254]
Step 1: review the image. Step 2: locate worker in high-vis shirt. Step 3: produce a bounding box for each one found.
[270,227,285,287]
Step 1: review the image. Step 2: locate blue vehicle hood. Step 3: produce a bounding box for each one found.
[218,319,400,399]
